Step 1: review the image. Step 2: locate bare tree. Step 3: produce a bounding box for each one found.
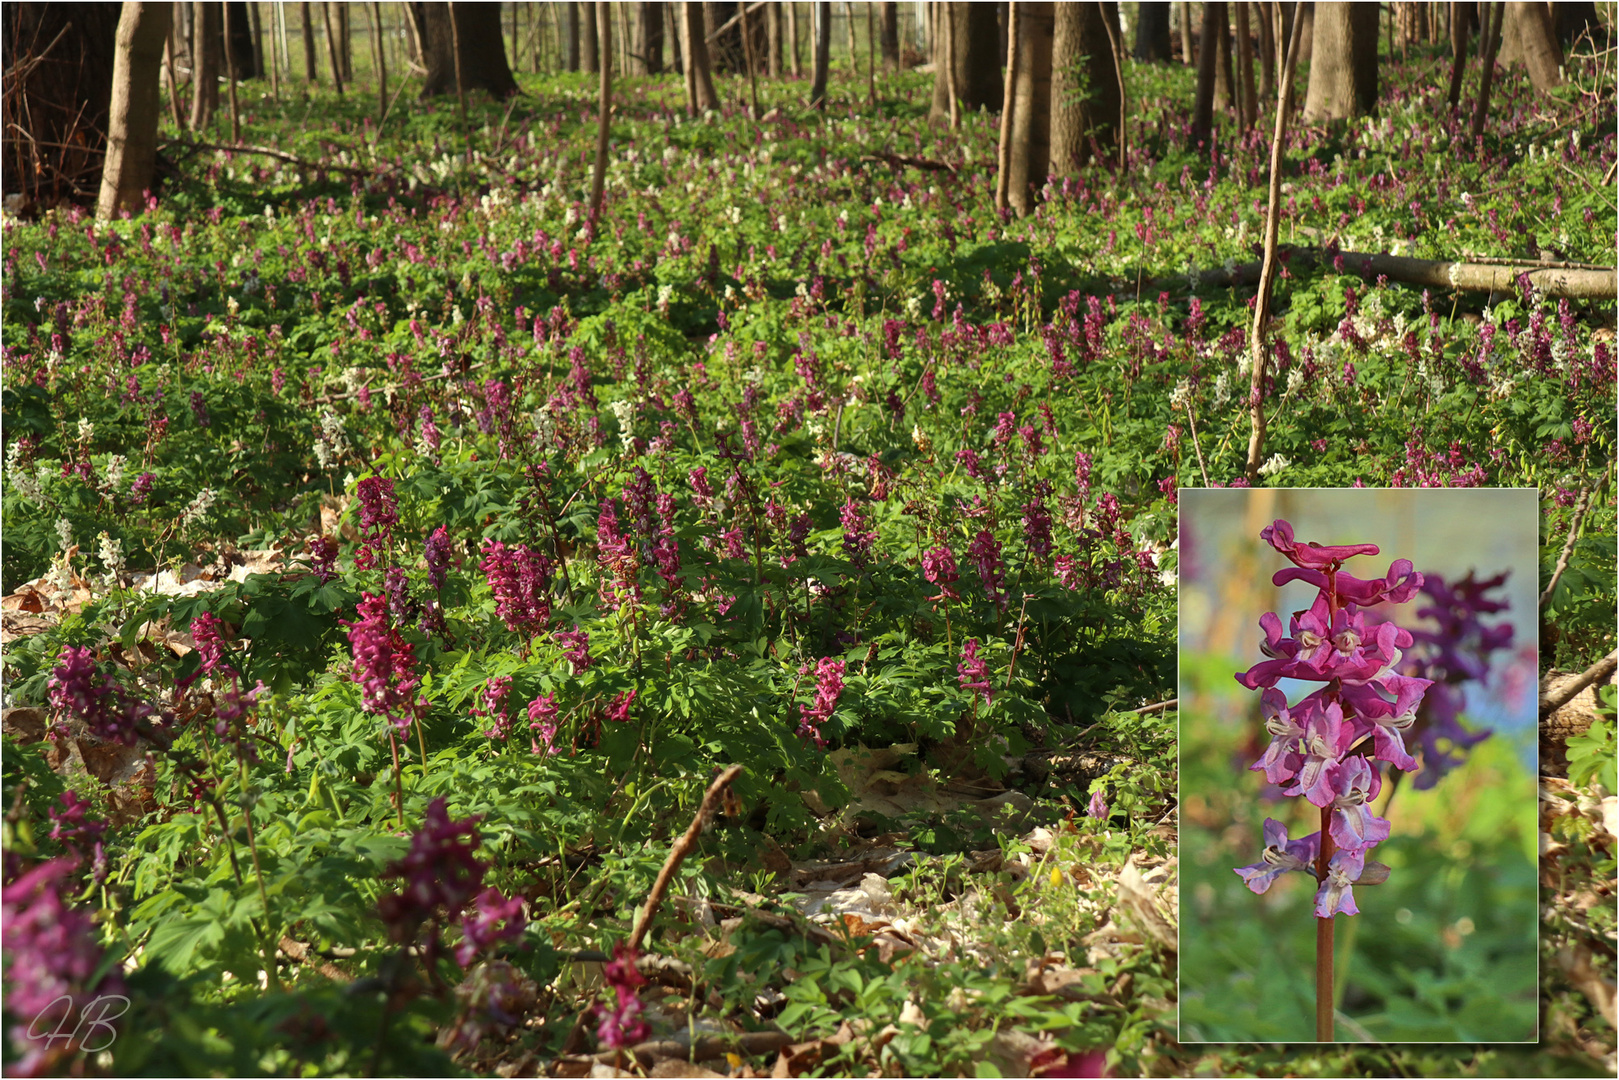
[567,1,580,69]
[638,1,665,72]
[1446,0,1470,108]
[583,0,599,70]
[411,3,520,98]
[300,0,318,81]
[881,1,898,68]
[1049,1,1120,175]
[810,0,830,107]
[929,1,999,120]
[1190,1,1224,146]
[1233,0,1256,131]
[188,0,219,128]
[591,2,611,218]
[1135,1,1172,60]
[1469,1,1504,141]
[1501,0,1562,92]
[99,1,172,220]
[1301,1,1379,122]
[682,1,719,110]
[1004,0,1052,215]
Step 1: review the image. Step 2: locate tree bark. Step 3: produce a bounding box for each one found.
[788,0,801,76]
[1233,0,1256,131]
[1257,0,1276,100]
[367,1,387,117]
[929,1,999,120]
[995,1,1022,212]
[1300,1,1379,122]
[1502,0,1562,91]
[1190,1,1223,145]
[99,1,172,220]
[1049,1,1120,174]
[1194,248,1618,300]
[300,0,318,80]
[320,0,344,95]
[1214,2,1234,111]
[881,1,899,67]
[335,0,351,79]
[765,1,781,74]
[591,2,611,218]
[683,1,720,110]
[637,1,665,72]
[221,0,241,141]
[413,3,520,98]
[583,0,599,70]
[1445,0,1468,107]
[810,0,830,108]
[1176,0,1194,63]
[1005,0,1052,215]
[1470,0,1503,141]
[1135,1,1172,60]
[567,1,580,68]
[189,0,219,128]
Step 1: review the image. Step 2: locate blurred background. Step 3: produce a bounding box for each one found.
[1178,488,1539,1043]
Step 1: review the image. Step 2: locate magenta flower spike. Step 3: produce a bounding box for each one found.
[1231,520,1430,1041]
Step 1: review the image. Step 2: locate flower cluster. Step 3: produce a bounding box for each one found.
[479,540,553,637]
[1234,521,1430,918]
[344,592,426,734]
[1399,570,1507,789]
[2,857,127,1075]
[376,798,524,969]
[957,638,993,705]
[46,645,147,746]
[592,943,651,1049]
[796,657,845,748]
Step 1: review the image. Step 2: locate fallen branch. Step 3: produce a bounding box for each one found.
[159,139,400,179]
[859,150,958,174]
[1175,245,1618,300]
[705,0,771,43]
[627,764,743,953]
[1540,458,1611,609]
[1540,649,1619,718]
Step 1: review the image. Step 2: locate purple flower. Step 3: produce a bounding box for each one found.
[455,887,526,967]
[555,628,592,673]
[921,545,960,603]
[1087,789,1108,819]
[527,692,560,755]
[473,676,514,741]
[1314,848,1365,918]
[1259,520,1380,570]
[356,475,399,539]
[2,857,126,1074]
[796,658,845,748]
[425,526,454,591]
[47,646,144,746]
[839,497,875,570]
[966,529,1007,611]
[1235,819,1320,894]
[480,540,553,636]
[344,593,424,734]
[957,639,993,705]
[1324,757,1390,850]
[376,797,487,946]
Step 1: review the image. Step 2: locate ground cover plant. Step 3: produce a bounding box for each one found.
[1,11,1616,1078]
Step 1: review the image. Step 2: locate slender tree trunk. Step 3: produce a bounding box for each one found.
[683,1,720,110]
[583,0,599,70]
[265,0,280,97]
[1470,1,1503,141]
[1190,1,1222,145]
[1301,1,1380,122]
[1256,0,1275,100]
[320,0,344,94]
[789,0,802,75]
[995,1,1021,212]
[866,0,876,103]
[881,0,898,67]
[1213,2,1234,110]
[338,0,352,79]
[1445,0,1468,107]
[1234,0,1256,131]
[567,1,580,68]
[222,0,241,140]
[930,2,997,119]
[1177,0,1194,63]
[591,2,611,217]
[638,1,665,72]
[944,0,958,125]
[741,0,761,114]
[189,0,218,128]
[164,19,187,127]
[100,1,173,220]
[810,0,830,107]
[1245,4,1306,483]
[1049,1,1119,173]
[300,0,318,80]
[368,1,387,117]
[248,0,264,82]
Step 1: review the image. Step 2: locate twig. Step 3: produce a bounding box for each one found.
[1539,462,1609,609]
[627,764,744,953]
[1540,650,1619,718]
[1126,698,1178,715]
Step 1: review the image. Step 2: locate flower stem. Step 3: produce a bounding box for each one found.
[1315,802,1335,1041]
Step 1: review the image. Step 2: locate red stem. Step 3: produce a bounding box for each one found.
[1315,802,1335,1040]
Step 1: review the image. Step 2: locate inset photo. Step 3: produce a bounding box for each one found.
[1178,488,1539,1044]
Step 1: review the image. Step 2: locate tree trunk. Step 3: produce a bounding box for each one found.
[336,0,351,79]
[683,1,720,109]
[881,1,898,66]
[995,1,1021,212]
[1176,0,1194,63]
[1502,0,1562,91]
[99,1,171,220]
[300,0,318,79]
[1006,0,1052,215]
[1301,1,1378,122]
[788,0,801,75]
[636,1,664,72]
[583,0,599,70]
[247,0,264,78]
[414,2,520,97]
[567,1,580,68]
[320,0,344,94]
[1295,0,1313,67]
[929,1,999,119]
[1555,1,1601,45]
[1134,1,1172,60]
[1445,0,1468,107]
[189,0,219,128]
[1257,0,1275,100]
[810,0,830,107]
[591,2,611,218]
[1233,0,1256,130]
[1469,0,1504,141]
[1190,1,1222,145]
[1213,2,1234,110]
[1049,0,1120,174]
[367,1,388,116]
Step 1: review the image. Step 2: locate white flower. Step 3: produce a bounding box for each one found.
[56,517,74,551]
[101,454,127,491]
[76,418,95,442]
[314,408,350,469]
[181,488,217,527]
[1258,454,1291,477]
[657,283,674,308]
[1169,380,1192,410]
[97,532,125,587]
[727,206,743,225]
[1213,371,1232,408]
[1286,368,1305,395]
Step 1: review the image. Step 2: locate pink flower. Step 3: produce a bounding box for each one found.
[957,639,992,704]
